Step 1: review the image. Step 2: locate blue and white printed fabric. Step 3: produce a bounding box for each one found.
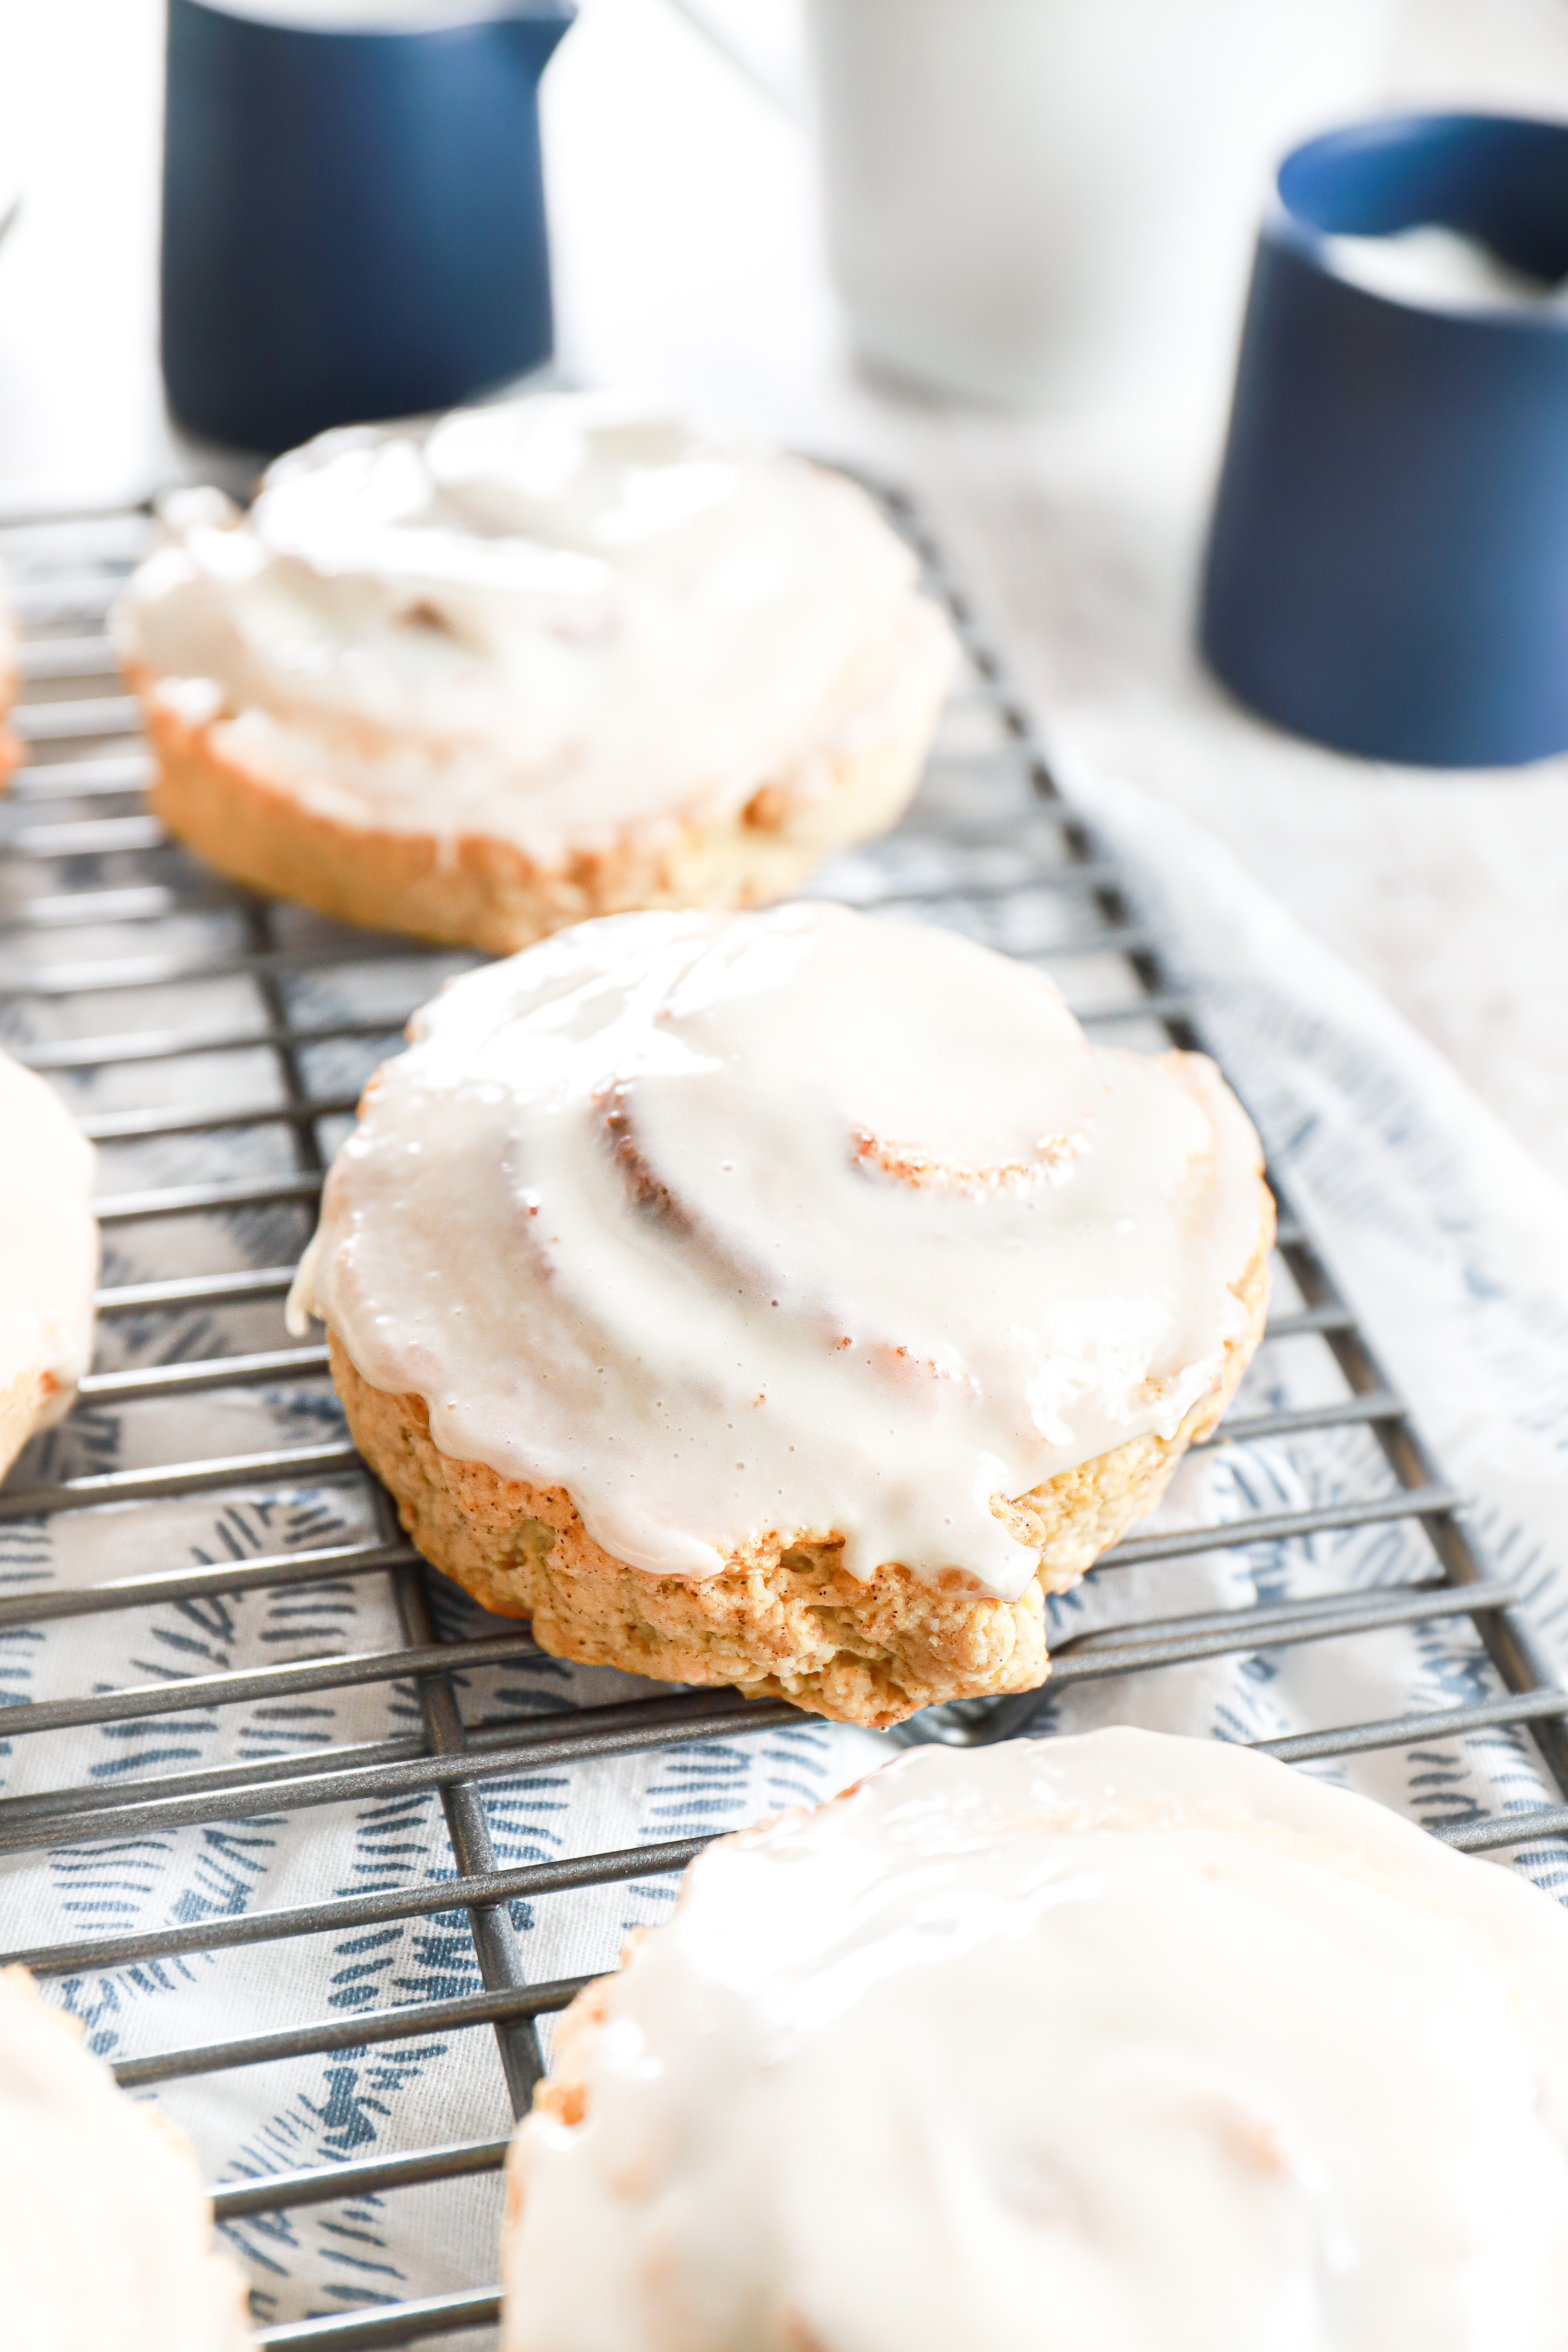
[1035,763,1568,1862]
[5,731,1568,2335]
[1,1448,872,2331]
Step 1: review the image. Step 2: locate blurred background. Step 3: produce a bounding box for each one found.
[3,0,1568,1181]
[0,0,1562,487]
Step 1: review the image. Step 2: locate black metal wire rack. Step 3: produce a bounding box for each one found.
[3,486,1568,2349]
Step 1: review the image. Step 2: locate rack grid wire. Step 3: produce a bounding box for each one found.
[2,484,1567,2349]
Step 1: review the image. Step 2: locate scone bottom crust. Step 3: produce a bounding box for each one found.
[329,1225,1268,1729]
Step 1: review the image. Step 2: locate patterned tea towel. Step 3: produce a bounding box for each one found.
[1062,755,1568,1680]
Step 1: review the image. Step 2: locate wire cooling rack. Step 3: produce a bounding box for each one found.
[3,486,1568,2347]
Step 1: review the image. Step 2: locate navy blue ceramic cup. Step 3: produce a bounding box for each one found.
[162,0,576,456]
[1201,113,1568,768]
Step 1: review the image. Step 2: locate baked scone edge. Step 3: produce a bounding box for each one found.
[124,599,951,953]
[324,1204,1272,1729]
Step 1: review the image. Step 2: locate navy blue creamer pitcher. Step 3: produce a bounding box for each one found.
[162,0,576,455]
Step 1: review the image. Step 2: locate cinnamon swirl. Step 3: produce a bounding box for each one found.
[116,396,954,953]
[0,1046,97,1482]
[501,1729,1568,2352]
[289,904,1272,1725]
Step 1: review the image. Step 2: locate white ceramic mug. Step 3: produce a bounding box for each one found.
[803,0,1394,406]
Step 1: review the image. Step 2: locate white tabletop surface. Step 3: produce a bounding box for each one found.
[3,0,1568,1184]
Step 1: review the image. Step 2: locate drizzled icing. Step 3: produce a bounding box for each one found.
[0,1048,96,1438]
[501,1730,1568,2352]
[289,904,1266,1596]
[0,1968,251,2351]
[117,394,944,864]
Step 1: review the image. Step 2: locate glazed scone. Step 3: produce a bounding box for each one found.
[115,395,955,952]
[502,1728,1568,2352]
[0,564,21,784]
[288,904,1272,1725]
[0,1966,251,2350]
[1,1046,97,1480]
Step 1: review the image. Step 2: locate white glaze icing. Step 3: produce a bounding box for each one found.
[118,394,945,865]
[288,904,1266,1596]
[0,1046,97,1443]
[501,1728,1568,2352]
[0,1968,251,2351]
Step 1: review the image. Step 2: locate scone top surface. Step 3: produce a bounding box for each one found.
[0,1967,250,2350]
[504,1729,1568,2352]
[0,1045,97,1448]
[293,903,1266,1595]
[119,393,939,862]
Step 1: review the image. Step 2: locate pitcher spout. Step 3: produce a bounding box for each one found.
[495,0,576,71]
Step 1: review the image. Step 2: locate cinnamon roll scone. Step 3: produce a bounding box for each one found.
[0,567,21,784]
[289,905,1272,1726]
[115,396,955,953]
[0,1046,97,1482]
[501,1730,1568,2352]
[0,1966,251,2349]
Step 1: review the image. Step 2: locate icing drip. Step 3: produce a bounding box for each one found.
[290,905,1266,1596]
[501,1730,1568,2352]
[117,394,941,864]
